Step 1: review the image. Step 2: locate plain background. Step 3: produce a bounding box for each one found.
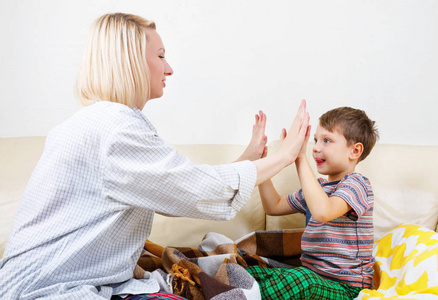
[1,0,437,145]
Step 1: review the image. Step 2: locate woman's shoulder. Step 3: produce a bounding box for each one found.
[48,101,154,143]
[80,101,154,131]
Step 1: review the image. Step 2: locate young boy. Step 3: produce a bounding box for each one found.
[247,107,379,300]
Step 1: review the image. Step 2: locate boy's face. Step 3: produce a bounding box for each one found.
[312,124,357,182]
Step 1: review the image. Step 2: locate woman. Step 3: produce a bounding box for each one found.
[0,13,309,299]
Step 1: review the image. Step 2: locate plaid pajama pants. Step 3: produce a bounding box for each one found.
[246,266,362,300]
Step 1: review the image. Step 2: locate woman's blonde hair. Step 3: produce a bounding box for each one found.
[76,13,156,107]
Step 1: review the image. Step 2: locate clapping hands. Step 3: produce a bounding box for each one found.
[237,100,310,165]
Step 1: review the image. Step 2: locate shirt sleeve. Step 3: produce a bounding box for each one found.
[331,174,371,221]
[102,122,257,221]
[287,189,307,214]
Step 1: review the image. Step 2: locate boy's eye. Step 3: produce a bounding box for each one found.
[324,138,331,143]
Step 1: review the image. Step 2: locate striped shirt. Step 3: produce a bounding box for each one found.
[0,101,257,300]
[287,173,374,288]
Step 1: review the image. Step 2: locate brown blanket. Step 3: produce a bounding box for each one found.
[134,229,304,300]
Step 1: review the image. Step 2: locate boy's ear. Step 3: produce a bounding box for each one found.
[350,143,364,161]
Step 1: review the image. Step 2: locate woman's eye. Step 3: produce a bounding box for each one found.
[159,55,165,59]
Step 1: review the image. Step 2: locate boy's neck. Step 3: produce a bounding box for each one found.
[327,166,357,182]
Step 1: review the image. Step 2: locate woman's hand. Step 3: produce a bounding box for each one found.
[236,110,268,162]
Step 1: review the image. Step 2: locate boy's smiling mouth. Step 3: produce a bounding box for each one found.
[315,158,325,166]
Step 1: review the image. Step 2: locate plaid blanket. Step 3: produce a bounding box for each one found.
[134,229,304,300]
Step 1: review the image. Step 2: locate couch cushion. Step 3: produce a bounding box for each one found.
[356,144,438,240]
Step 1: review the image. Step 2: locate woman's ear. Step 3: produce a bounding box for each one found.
[350,143,364,161]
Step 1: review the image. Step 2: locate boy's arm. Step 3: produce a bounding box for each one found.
[295,158,350,222]
[258,179,298,216]
[295,134,351,222]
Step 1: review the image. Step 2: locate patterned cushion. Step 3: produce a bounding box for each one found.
[356,224,438,299]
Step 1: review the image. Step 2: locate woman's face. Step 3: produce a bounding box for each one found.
[145,28,173,102]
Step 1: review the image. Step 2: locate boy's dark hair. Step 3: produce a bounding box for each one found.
[319,107,379,162]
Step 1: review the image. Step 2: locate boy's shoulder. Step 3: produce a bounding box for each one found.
[317,172,370,185]
[338,172,373,195]
[336,172,370,184]
[318,173,372,193]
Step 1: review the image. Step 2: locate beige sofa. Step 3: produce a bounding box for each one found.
[2,137,438,298]
[1,136,437,258]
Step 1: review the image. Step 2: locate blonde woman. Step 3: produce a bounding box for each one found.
[0,13,309,300]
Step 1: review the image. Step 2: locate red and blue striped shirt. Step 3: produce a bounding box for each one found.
[287,172,374,288]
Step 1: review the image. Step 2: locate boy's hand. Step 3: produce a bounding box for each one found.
[236,111,268,162]
[297,125,311,161]
[278,100,310,165]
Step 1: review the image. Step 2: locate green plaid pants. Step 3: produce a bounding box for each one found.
[246,266,362,300]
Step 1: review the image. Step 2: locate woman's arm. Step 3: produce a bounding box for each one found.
[104,100,308,220]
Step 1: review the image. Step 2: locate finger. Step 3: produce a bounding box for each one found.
[280,128,287,141]
[260,111,267,131]
[299,99,307,123]
[260,110,265,123]
[262,146,268,158]
[298,113,310,138]
[290,99,306,133]
[304,125,311,142]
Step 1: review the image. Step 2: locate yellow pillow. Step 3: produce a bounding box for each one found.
[356,224,438,299]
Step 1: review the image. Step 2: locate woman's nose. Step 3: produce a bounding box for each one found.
[164,60,173,76]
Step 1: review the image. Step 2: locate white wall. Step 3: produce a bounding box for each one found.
[1,0,437,145]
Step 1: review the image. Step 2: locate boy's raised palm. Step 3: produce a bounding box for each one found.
[297,125,311,160]
[278,100,310,165]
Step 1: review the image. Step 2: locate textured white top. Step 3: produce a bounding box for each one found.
[0,101,256,299]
